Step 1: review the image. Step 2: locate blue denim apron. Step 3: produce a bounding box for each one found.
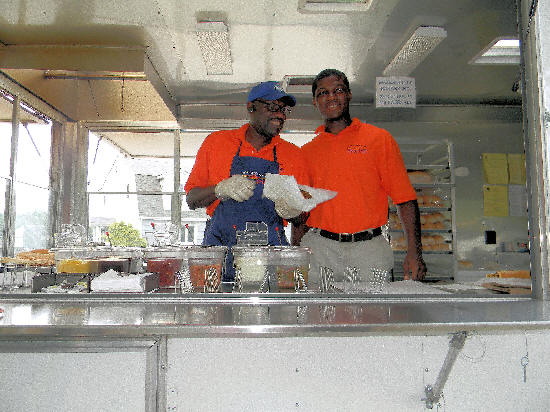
[203,143,288,280]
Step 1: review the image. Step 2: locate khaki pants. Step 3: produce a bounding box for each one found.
[301,229,394,292]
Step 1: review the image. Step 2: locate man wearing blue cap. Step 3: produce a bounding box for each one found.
[185,81,310,281]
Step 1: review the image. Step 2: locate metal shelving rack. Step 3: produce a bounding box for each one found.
[390,139,457,280]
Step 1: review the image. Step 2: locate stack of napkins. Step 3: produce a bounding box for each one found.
[91,269,157,293]
[263,173,336,212]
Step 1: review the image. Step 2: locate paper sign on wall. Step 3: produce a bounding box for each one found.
[483,184,509,216]
[482,153,509,184]
[507,153,526,185]
[376,77,416,108]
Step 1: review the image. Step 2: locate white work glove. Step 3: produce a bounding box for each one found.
[274,198,301,220]
[214,175,255,202]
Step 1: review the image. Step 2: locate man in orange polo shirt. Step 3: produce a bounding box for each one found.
[295,69,426,286]
[185,81,309,281]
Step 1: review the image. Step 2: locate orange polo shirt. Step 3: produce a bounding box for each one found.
[301,118,416,233]
[184,124,310,216]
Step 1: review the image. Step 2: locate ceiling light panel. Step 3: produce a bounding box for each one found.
[470,38,520,65]
[298,0,374,13]
[383,26,447,76]
[195,21,233,75]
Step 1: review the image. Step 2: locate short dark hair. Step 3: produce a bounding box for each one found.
[312,69,350,97]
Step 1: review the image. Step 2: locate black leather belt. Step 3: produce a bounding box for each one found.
[318,227,382,242]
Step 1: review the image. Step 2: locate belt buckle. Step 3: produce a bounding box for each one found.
[340,233,352,242]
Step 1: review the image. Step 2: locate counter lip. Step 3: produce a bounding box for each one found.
[1,321,550,338]
[0,292,534,304]
[0,299,549,337]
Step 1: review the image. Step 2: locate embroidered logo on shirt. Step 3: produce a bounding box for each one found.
[347,144,367,154]
[241,171,264,184]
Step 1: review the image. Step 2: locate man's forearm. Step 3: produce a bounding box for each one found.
[396,199,422,253]
[397,199,426,280]
[186,186,217,210]
[291,221,309,246]
[288,212,309,228]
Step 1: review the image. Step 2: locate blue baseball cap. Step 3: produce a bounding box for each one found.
[247,81,296,107]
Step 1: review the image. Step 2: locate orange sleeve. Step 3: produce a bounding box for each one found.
[379,132,416,204]
[184,131,235,216]
[276,141,311,187]
[184,131,235,192]
[184,135,211,193]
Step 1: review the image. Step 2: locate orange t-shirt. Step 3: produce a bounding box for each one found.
[184,124,310,216]
[301,118,416,233]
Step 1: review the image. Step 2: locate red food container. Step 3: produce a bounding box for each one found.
[146,258,182,288]
[184,246,227,292]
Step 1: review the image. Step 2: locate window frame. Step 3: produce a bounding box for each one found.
[0,2,545,301]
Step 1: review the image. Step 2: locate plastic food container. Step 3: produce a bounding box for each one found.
[232,246,310,293]
[183,246,227,292]
[53,247,143,273]
[144,247,188,289]
[56,259,99,274]
[268,246,310,291]
[142,247,185,260]
[146,258,181,288]
[100,248,143,272]
[53,247,95,263]
[232,246,271,293]
[96,257,131,273]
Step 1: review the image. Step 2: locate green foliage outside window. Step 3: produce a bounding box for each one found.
[104,221,147,247]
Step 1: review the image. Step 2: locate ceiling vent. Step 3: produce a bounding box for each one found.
[298,0,375,14]
[383,26,447,76]
[195,21,233,75]
[281,75,315,94]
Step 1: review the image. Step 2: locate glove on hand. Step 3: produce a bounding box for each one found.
[215,175,255,202]
[274,198,301,220]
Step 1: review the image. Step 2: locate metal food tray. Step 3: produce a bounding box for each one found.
[32,272,90,293]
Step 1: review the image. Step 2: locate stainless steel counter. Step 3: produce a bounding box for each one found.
[0,295,548,337]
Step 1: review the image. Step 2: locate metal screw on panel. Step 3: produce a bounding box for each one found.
[424,385,434,409]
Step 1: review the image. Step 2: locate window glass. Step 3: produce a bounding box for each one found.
[88,132,174,246]
[0,172,5,255]
[181,156,208,246]
[88,132,135,193]
[13,122,52,252]
[0,122,11,253]
[88,193,170,246]
[0,122,10,178]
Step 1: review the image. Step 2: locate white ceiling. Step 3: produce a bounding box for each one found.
[0,0,521,154]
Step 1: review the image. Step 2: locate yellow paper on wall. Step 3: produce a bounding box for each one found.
[507,153,526,185]
[482,153,509,184]
[483,185,509,216]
